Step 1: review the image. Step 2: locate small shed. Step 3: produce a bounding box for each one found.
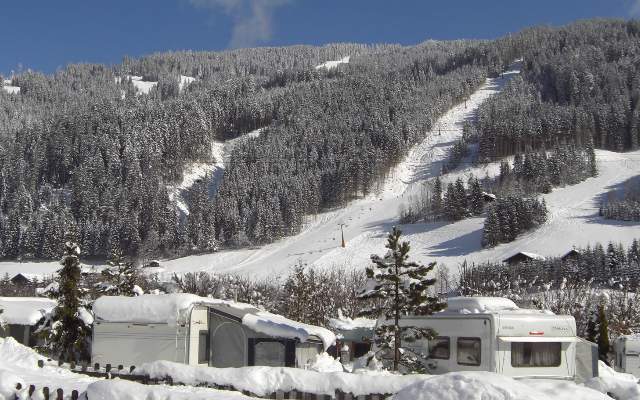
[561,249,581,262]
[0,297,56,346]
[502,251,545,266]
[327,312,374,362]
[481,192,497,203]
[9,273,33,286]
[92,294,335,369]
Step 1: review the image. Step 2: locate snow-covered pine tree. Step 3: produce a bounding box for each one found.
[469,177,484,216]
[39,242,91,362]
[98,248,141,296]
[358,227,445,372]
[431,177,443,219]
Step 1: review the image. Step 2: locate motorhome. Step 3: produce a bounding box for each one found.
[391,297,580,380]
[91,294,335,369]
[614,335,640,378]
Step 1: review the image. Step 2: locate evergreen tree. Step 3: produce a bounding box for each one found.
[98,248,140,296]
[39,242,91,362]
[358,227,445,372]
[469,177,484,216]
[431,177,443,219]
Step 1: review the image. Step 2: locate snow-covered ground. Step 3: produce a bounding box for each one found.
[1,79,20,94]
[149,60,639,280]
[0,337,638,400]
[168,128,264,215]
[148,62,526,279]
[315,56,350,70]
[179,75,196,91]
[128,75,158,94]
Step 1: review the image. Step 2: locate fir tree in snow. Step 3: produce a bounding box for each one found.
[98,248,141,296]
[38,242,91,362]
[358,227,445,372]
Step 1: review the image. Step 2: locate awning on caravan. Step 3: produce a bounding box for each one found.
[498,336,577,343]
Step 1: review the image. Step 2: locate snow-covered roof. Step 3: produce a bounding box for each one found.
[0,297,56,325]
[440,297,554,316]
[503,251,545,263]
[92,294,336,349]
[327,311,376,332]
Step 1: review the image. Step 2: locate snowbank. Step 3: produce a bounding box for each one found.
[86,379,258,400]
[0,297,56,325]
[393,372,610,400]
[92,294,336,348]
[585,361,640,400]
[0,337,98,396]
[137,360,426,397]
[308,352,344,372]
[0,371,23,400]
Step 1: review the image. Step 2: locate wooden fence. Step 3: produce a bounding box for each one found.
[13,383,81,400]
[17,361,392,400]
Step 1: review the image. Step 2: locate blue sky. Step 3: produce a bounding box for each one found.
[1,0,639,74]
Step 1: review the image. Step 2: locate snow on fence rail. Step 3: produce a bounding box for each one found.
[33,361,397,400]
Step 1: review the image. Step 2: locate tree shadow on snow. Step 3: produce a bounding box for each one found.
[427,228,484,257]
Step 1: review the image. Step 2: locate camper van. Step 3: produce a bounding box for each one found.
[91,294,334,369]
[390,297,579,379]
[614,335,640,378]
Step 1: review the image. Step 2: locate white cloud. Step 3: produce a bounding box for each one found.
[189,0,291,48]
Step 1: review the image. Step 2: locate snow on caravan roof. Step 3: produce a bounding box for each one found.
[0,297,56,325]
[441,297,554,315]
[92,294,336,349]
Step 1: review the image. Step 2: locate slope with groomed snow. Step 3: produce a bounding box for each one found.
[1,79,20,94]
[315,56,351,70]
[1,60,638,280]
[151,62,524,278]
[152,60,639,279]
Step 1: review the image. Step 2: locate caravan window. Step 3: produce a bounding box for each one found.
[428,337,450,360]
[254,341,286,367]
[511,342,561,367]
[457,337,481,366]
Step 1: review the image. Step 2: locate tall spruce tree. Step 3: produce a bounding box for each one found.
[358,227,445,372]
[39,242,91,362]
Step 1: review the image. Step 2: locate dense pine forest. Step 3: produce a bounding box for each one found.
[0,19,638,262]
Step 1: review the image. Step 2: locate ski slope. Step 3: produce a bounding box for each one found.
[1,59,638,281]
[155,62,531,279]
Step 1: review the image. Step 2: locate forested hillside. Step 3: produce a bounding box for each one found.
[0,19,637,263]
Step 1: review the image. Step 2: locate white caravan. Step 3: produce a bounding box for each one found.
[391,297,578,380]
[614,335,640,378]
[91,294,334,369]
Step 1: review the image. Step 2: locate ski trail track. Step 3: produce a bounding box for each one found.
[2,60,638,280]
[157,62,529,279]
